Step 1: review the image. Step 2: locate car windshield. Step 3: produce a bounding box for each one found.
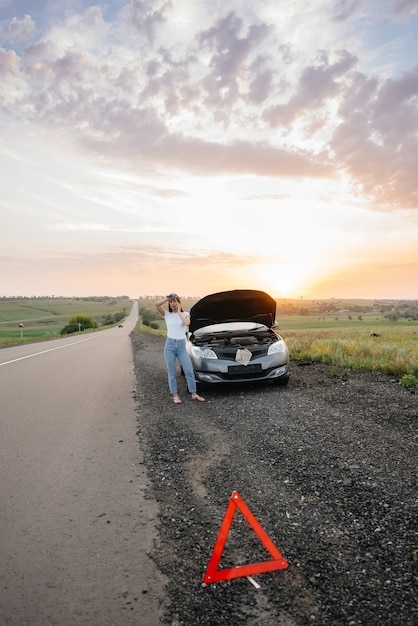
[193,321,267,337]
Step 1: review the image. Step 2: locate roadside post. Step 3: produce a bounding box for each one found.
[19,322,24,339]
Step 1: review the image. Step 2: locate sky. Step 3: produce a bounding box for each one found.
[0,0,417,300]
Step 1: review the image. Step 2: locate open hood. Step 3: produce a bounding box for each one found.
[189,289,276,334]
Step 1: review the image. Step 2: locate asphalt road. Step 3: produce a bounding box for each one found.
[0,302,166,626]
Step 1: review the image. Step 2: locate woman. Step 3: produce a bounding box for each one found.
[156,294,206,404]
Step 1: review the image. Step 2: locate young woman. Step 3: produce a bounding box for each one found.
[156,294,206,404]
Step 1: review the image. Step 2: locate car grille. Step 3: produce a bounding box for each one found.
[227,363,262,374]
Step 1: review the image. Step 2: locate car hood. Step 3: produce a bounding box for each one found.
[189,289,276,333]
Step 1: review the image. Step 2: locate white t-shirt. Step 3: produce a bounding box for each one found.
[164,311,188,340]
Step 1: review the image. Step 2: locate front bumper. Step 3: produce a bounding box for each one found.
[194,363,289,384]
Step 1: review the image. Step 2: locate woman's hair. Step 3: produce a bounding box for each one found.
[168,296,184,312]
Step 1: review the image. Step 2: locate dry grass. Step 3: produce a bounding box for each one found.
[284,327,418,377]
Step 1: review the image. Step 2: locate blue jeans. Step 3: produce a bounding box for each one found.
[164,338,197,394]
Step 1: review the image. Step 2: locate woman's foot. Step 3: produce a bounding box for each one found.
[191,393,206,402]
[173,394,182,404]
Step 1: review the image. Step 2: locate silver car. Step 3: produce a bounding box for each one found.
[186,289,290,388]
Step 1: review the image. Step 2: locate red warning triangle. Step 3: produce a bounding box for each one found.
[203,491,288,584]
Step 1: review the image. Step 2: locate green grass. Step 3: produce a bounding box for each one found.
[134,320,165,335]
[277,313,414,331]
[0,297,132,347]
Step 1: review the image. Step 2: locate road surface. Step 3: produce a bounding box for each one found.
[0,302,167,625]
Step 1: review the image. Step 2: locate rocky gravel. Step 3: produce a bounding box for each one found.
[131,331,417,625]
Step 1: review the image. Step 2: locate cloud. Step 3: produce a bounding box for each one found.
[46,223,165,233]
[7,14,36,42]
[2,6,331,182]
[263,50,357,126]
[0,47,19,78]
[83,122,329,178]
[332,0,373,22]
[0,244,267,298]
[1,0,417,213]
[198,12,273,91]
[333,0,418,22]
[332,64,418,208]
[118,0,171,41]
[392,0,418,17]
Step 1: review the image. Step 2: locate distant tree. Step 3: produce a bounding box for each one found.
[68,315,97,330]
[139,307,159,323]
[101,311,126,326]
[61,324,80,335]
[385,311,401,324]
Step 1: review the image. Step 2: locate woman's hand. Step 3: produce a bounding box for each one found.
[177,309,190,326]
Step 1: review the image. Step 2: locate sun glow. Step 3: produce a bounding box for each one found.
[251,262,315,298]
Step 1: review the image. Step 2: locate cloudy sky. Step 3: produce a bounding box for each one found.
[1,0,417,299]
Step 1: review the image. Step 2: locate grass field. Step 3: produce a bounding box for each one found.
[0,297,132,347]
[136,297,418,379]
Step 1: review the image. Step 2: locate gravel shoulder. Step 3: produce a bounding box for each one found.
[131,331,417,626]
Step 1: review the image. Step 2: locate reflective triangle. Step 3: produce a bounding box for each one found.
[203,491,289,584]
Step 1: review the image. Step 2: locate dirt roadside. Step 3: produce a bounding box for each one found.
[131,331,417,625]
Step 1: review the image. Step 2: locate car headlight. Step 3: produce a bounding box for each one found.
[191,346,218,359]
[267,339,287,355]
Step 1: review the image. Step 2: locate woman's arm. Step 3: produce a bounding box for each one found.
[155,297,168,317]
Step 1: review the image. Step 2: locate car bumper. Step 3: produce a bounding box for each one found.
[193,363,289,384]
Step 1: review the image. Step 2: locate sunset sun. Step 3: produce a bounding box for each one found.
[252,262,314,298]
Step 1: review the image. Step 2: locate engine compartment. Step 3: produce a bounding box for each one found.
[190,329,277,348]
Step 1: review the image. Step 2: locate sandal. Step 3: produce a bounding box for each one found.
[173,394,183,404]
[191,393,206,402]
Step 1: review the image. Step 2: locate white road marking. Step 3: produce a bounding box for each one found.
[0,335,100,367]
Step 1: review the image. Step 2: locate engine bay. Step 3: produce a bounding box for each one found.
[190,329,277,348]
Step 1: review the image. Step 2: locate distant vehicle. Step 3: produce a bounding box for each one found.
[118,324,123,328]
[186,289,290,388]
